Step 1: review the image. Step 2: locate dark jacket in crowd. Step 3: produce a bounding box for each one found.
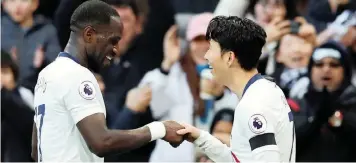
[101,53,155,162]
[290,42,356,161]
[306,0,356,33]
[1,87,35,162]
[1,13,61,91]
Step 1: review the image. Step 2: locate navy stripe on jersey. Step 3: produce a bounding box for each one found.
[58,52,80,64]
[288,111,294,122]
[242,73,263,97]
[249,133,277,151]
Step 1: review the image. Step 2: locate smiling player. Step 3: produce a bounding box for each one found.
[32,0,184,162]
[177,16,295,162]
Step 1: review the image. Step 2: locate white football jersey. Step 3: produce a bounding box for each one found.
[33,52,106,162]
[230,74,296,162]
[193,74,295,162]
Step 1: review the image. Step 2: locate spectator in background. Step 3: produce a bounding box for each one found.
[196,108,234,162]
[100,0,156,162]
[209,108,234,146]
[271,17,317,96]
[1,0,61,91]
[139,13,238,162]
[1,50,35,162]
[289,41,356,161]
[306,0,356,33]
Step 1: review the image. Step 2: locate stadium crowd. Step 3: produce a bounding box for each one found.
[1,0,356,162]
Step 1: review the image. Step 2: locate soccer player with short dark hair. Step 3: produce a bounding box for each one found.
[31,0,184,162]
[177,16,295,162]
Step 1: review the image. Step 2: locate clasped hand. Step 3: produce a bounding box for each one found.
[162,121,201,147]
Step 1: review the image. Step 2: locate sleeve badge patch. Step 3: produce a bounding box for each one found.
[248,114,267,134]
[79,81,96,100]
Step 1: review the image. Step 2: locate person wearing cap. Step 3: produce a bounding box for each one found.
[288,41,356,161]
[138,12,238,162]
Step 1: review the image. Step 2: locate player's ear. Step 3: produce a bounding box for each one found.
[83,26,97,43]
[225,51,235,67]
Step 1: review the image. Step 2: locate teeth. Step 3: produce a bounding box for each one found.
[106,56,112,61]
[208,64,212,69]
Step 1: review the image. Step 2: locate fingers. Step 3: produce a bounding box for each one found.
[176,128,190,135]
[164,25,178,40]
[270,17,283,25]
[279,27,291,36]
[294,16,307,25]
[276,20,291,30]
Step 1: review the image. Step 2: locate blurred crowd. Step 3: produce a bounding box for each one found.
[1,0,356,162]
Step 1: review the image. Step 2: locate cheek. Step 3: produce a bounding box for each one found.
[332,68,344,80]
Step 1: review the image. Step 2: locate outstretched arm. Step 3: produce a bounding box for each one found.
[77,113,184,157]
[76,113,152,157]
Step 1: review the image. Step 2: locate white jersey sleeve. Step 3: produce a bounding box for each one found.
[63,71,105,124]
[242,101,281,161]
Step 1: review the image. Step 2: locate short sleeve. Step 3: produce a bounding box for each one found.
[63,71,105,124]
[243,103,279,153]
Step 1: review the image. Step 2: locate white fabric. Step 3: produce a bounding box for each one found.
[214,0,249,17]
[140,63,238,162]
[195,79,295,162]
[312,48,341,61]
[18,86,35,110]
[33,57,105,162]
[146,122,166,141]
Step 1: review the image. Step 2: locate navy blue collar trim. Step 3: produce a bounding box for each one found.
[58,52,80,64]
[242,73,263,97]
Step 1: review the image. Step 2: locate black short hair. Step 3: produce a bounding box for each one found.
[1,50,19,81]
[206,16,267,71]
[70,0,120,32]
[104,0,139,17]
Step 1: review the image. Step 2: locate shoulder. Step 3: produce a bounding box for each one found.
[245,79,281,102]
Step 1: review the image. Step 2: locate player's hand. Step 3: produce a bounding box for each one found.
[264,18,291,43]
[162,120,185,147]
[125,85,152,113]
[200,79,225,97]
[162,25,181,71]
[176,122,201,142]
[33,45,45,68]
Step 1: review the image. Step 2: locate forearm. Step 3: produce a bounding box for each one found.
[99,126,151,156]
[95,122,165,157]
[194,130,234,162]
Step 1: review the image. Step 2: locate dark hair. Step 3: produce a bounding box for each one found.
[70,0,120,32]
[206,16,267,71]
[244,0,299,19]
[1,50,19,81]
[104,0,139,17]
[210,108,234,133]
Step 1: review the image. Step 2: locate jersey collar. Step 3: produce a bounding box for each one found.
[242,73,263,97]
[58,52,80,64]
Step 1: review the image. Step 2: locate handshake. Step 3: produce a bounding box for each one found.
[148,121,200,148]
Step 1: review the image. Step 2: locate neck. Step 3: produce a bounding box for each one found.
[20,16,34,28]
[64,32,88,67]
[226,68,259,99]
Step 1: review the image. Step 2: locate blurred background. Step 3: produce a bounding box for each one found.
[1,0,356,162]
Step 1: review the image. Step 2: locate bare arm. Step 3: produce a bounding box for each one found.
[76,113,152,157]
[31,124,38,162]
